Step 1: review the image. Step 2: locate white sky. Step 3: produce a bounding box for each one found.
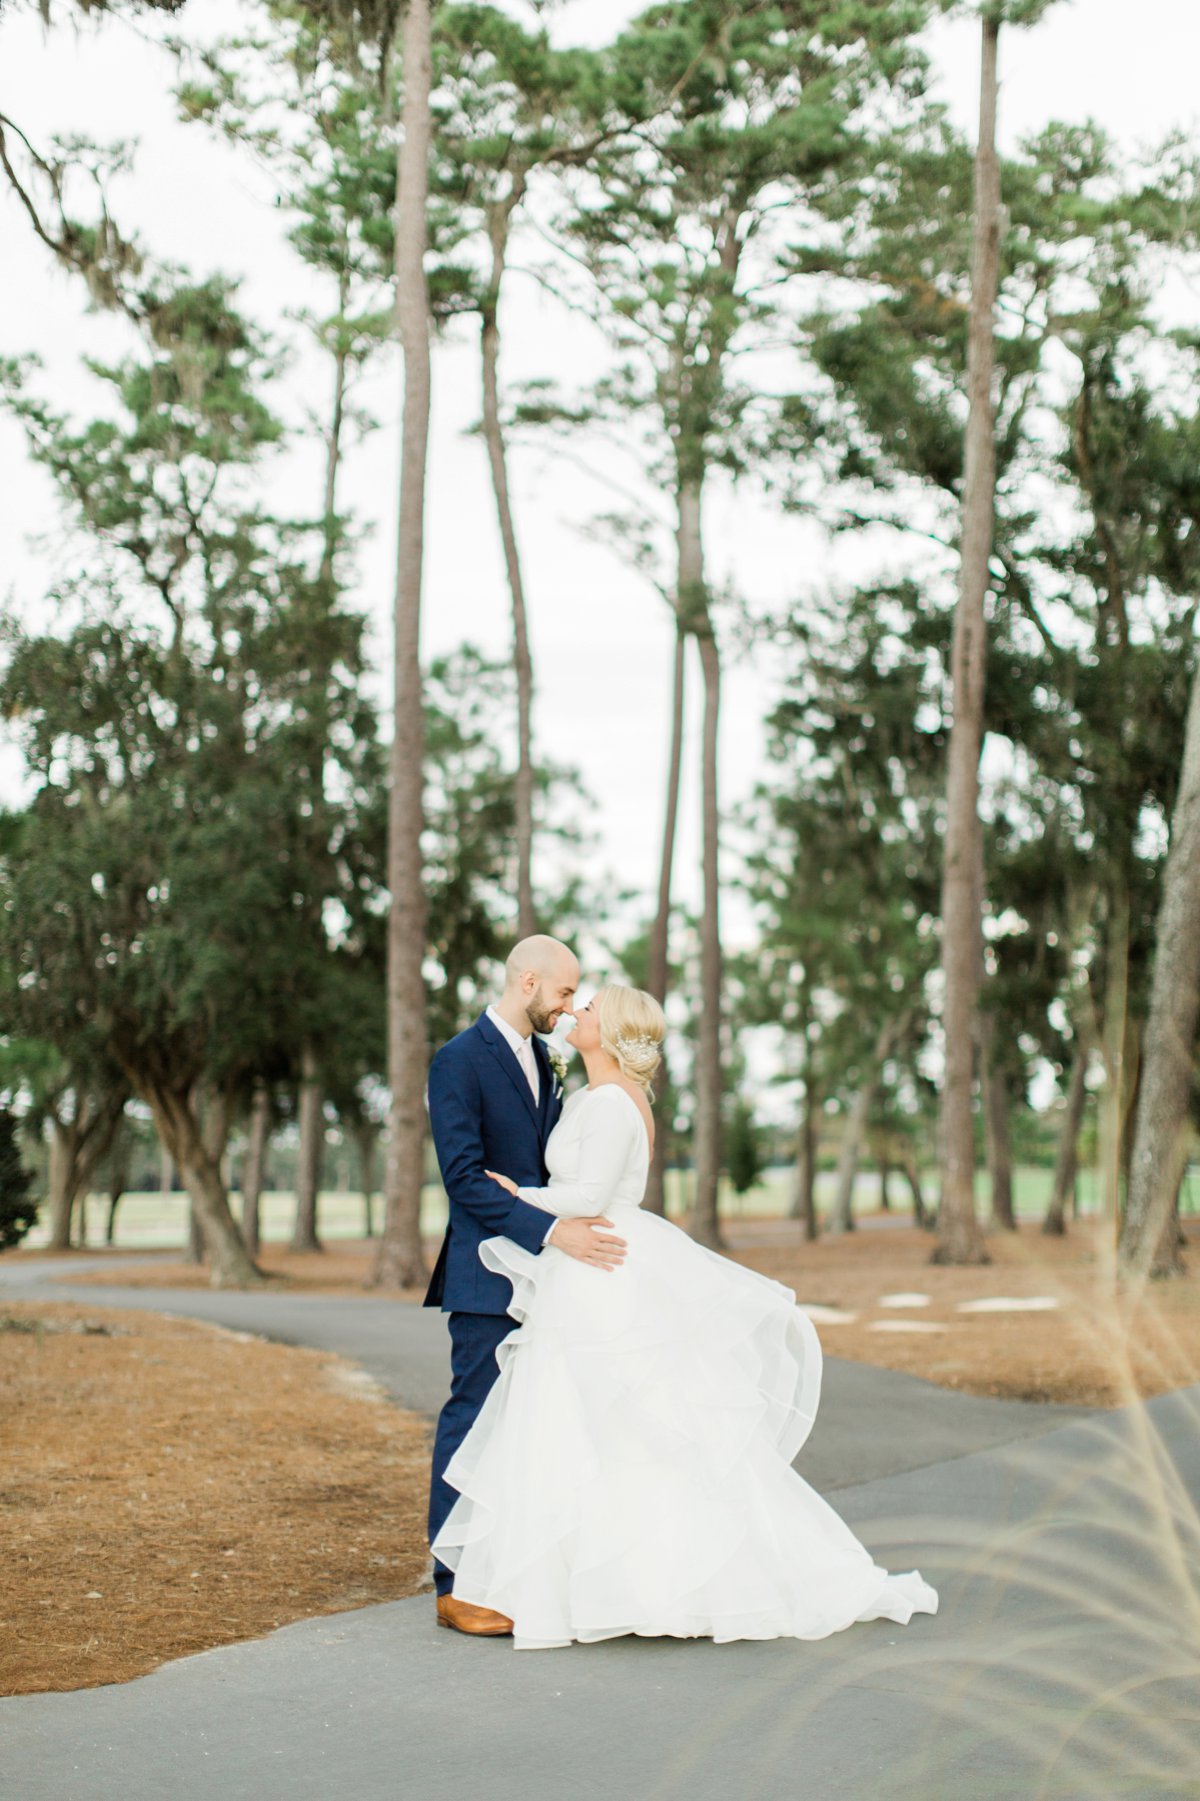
[1,0,1198,983]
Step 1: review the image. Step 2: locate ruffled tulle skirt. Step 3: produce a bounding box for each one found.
[432,1204,938,1650]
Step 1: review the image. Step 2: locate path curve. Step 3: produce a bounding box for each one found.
[0,1252,1088,1492]
[2,1253,1198,1800]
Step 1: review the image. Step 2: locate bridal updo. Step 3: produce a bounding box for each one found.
[595,985,666,1093]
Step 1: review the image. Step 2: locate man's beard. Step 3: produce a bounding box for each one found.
[525,988,558,1036]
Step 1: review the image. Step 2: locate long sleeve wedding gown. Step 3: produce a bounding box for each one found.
[432,1083,938,1651]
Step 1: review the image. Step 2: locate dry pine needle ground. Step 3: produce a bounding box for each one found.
[6,1216,1199,1696]
[0,1303,431,1696]
[60,1215,1200,1408]
[730,1217,1200,1407]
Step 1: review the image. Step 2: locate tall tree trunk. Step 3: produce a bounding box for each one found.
[45,1124,75,1251]
[977,965,1016,1231]
[983,1058,1016,1230]
[284,284,347,1261]
[160,1139,174,1194]
[934,13,1000,1269]
[1097,881,1131,1229]
[480,180,536,937]
[144,1085,262,1288]
[241,1084,270,1258]
[643,621,688,1218]
[355,1121,378,1238]
[291,1043,325,1253]
[691,618,724,1251]
[103,1119,129,1245]
[643,1052,672,1218]
[46,1091,125,1251]
[373,0,432,1290]
[877,1148,892,1213]
[647,628,686,1008]
[1120,1027,1143,1194]
[789,1082,819,1242]
[1043,1044,1088,1235]
[1119,658,1200,1279]
[104,1160,126,1246]
[1150,1183,1184,1274]
[181,1088,206,1266]
[185,1202,205,1265]
[320,283,349,585]
[903,1142,933,1230]
[679,470,724,1250]
[1158,1163,1190,1265]
[830,1014,910,1235]
[829,1089,871,1235]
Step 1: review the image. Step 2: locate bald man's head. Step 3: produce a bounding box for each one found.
[500,934,580,1036]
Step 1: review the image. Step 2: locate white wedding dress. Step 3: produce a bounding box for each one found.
[433,1084,938,1651]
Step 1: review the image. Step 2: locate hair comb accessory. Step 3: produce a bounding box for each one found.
[614,1030,659,1060]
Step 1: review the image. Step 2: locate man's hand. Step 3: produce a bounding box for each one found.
[547,1216,628,1270]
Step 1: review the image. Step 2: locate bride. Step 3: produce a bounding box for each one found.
[432,984,938,1651]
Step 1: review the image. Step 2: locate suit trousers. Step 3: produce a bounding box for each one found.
[428,1310,515,1595]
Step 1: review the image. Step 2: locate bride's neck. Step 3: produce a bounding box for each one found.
[581,1048,620,1088]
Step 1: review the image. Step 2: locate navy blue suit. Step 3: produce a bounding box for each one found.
[425,1011,562,1593]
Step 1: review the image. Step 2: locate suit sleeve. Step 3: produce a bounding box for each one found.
[428,1047,556,1257]
[516,1087,639,1217]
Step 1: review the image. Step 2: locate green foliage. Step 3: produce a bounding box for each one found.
[0,1107,37,1252]
[6,0,1200,1199]
[771,103,1200,1133]
[42,1,188,15]
[484,0,948,940]
[725,1096,766,1196]
[173,13,397,371]
[421,645,587,1046]
[0,258,378,1127]
[748,581,943,1047]
[423,647,518,1030]
[938,1,1061,26]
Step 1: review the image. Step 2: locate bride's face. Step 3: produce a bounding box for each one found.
[565,996,601,1054]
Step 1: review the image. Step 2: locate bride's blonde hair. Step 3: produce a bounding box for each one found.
[594,985,666,1093]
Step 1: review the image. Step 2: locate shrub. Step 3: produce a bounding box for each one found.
[0,1107,38,1251]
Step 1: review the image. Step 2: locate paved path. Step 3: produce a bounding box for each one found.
[0,1256,1093,1493]
[2,1255,1199,1799]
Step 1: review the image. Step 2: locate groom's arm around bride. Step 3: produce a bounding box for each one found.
[425,1041,558,1305]
[424,1017,626,1316]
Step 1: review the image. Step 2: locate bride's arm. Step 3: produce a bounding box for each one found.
[515,1087,639,1219]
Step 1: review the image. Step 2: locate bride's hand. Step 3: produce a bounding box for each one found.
[484,1169,519,1196]
[547,1216,628,1270]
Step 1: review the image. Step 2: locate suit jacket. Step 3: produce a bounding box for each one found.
[424,1011,563,1315]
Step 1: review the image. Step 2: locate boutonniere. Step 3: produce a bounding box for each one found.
[546,1044,568,1101]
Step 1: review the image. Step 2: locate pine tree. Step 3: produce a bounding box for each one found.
[433,6,607,937]
[0,265,377,1286]
[552,0,933,1247]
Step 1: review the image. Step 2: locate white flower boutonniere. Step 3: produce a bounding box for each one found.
[546,1044,569,1101]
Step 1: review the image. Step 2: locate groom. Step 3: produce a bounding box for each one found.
[425,934,628,1636]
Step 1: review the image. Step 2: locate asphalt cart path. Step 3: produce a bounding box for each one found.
[2,1256,1197,1799]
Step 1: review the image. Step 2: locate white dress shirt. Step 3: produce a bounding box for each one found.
[486,1005,540,1103]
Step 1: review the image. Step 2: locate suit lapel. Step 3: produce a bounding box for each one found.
[532,1037,561,1142]
[475,1012,539,1127]
[532,1035,553,1126]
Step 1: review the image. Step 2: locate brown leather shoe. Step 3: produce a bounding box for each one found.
[436,1594,513,1637]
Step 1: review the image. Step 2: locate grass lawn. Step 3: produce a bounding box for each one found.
[26,1161,1195,1254]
